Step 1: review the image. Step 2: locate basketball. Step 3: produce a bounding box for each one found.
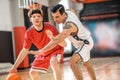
[6,73,22,80]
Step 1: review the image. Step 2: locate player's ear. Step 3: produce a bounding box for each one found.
[41,16,43,20]
[63,13,66,16]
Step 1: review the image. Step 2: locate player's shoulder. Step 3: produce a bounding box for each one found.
[25,26,34,35]
[44,22,58,34]
[66,9,75,13]
[26,26,34,31]
[66,10,75,15]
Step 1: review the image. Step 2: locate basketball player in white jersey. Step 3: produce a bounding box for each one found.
[29,4,96,80]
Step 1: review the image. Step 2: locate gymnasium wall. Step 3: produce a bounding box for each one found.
[0,31,14,63]
[0,0,12,31]
[0,0,25,63]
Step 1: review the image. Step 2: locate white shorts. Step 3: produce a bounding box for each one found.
[75,36,94,62]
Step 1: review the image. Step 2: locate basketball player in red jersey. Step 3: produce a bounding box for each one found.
[9,9,66,80]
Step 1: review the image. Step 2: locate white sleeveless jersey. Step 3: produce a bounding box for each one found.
[63,11,91,48]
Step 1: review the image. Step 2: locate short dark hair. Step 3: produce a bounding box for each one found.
[51,4,65,15]
[28,9,43,18]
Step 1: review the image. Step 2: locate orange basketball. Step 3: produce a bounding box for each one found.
[6,73,22,80]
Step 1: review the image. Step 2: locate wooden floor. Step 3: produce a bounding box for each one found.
[0,57,120,80]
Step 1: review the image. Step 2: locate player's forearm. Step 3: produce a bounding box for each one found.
[59,40,67,47]
[12,48,28,69]
[39,39,59,54]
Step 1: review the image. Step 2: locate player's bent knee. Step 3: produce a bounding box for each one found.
[83,61,90,67]
[50,57,58,67]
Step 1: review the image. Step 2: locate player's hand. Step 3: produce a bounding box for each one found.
[8,67,17,73]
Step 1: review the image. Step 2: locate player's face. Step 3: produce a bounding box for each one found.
[30,13,43,26]
[52,11,65,24]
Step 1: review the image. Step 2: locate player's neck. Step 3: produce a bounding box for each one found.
[34,23,43,31]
